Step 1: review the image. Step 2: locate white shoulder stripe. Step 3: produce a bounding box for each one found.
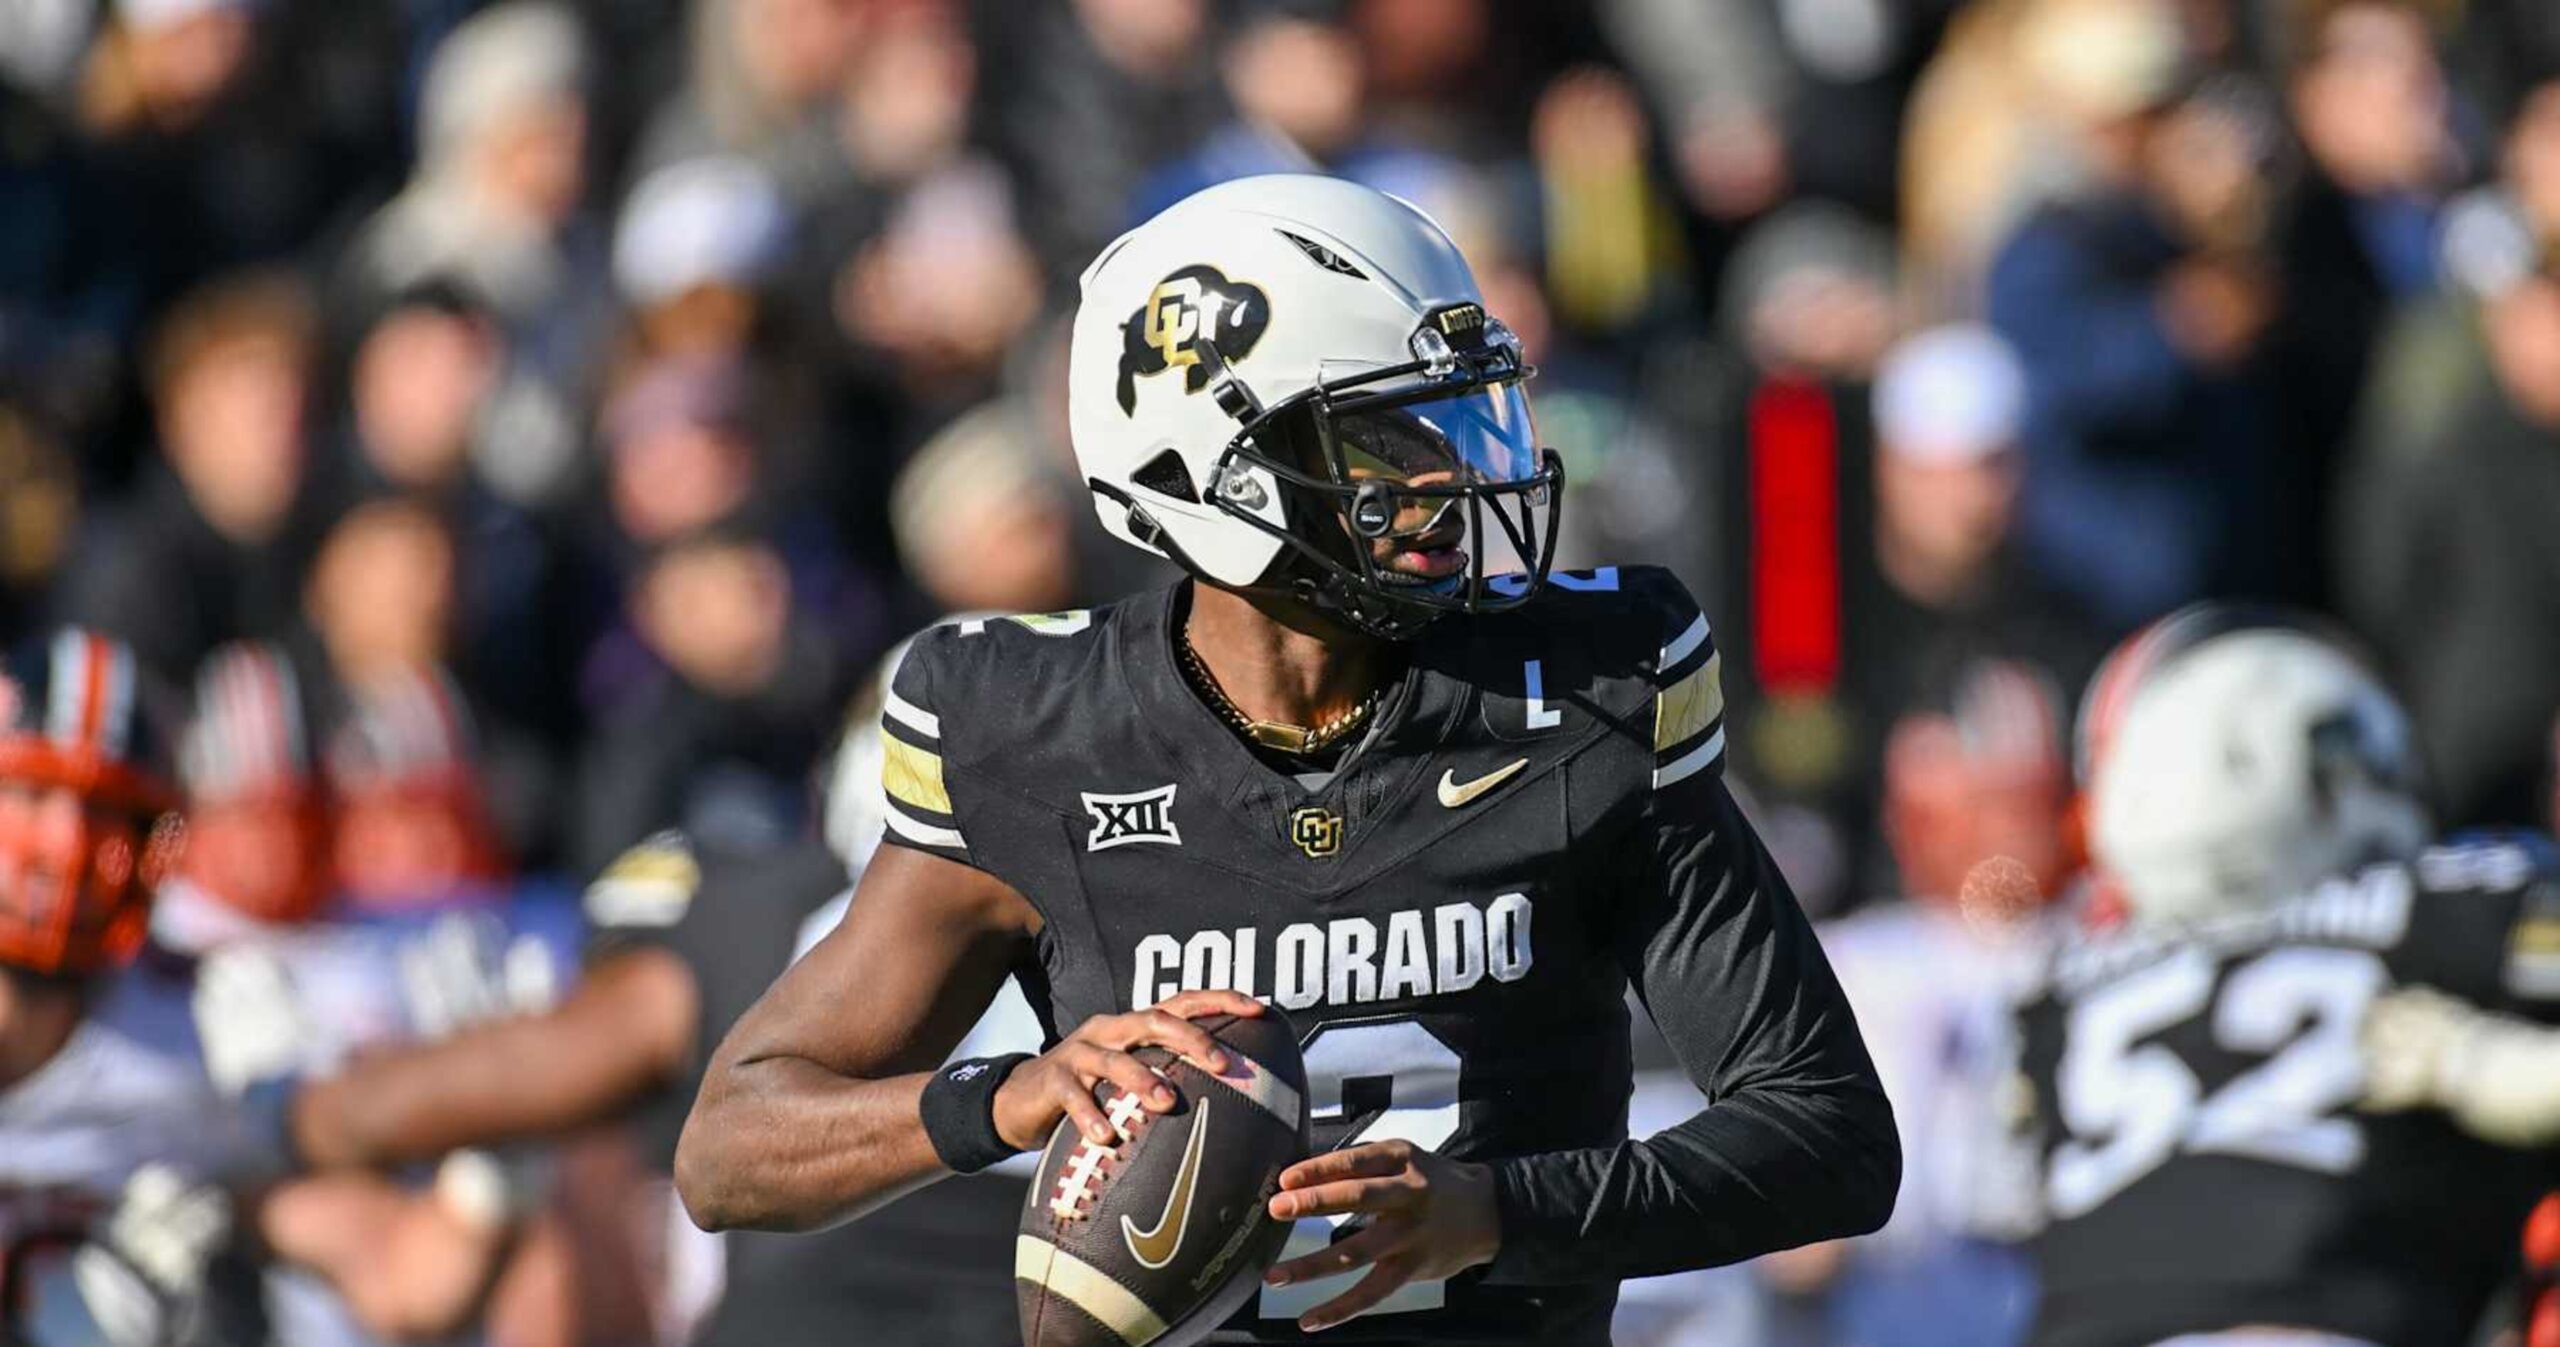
[45,629,82,742]
[884,805,966,851]
[1660,613,1711,671]
[1015,1236,1168,1345]
[1652,726,1726,791]
[883,688,940,740]
[1179,1047,1304,1130]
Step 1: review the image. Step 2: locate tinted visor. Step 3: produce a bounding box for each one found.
[1323,380,1549,587]
[1201,345,1564,637]
[1329,380,1543,494]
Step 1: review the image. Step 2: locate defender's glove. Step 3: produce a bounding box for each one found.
[2361,986,2560,1146]
[70,1165,232,1347]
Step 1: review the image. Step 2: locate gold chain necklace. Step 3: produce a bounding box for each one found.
[1175,632,1382,757]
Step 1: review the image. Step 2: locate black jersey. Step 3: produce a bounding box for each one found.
[581,833,1026,1347]
[879,569,1898,1346]
[2015,835,2560,1347]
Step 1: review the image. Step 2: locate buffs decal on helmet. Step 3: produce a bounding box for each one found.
[1116,265,1271,415]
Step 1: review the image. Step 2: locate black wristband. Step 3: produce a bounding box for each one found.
[919,1053,1035,1174]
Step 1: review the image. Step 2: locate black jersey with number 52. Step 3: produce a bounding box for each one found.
[2014,836,2560,1347]
[876,568,1896,1346]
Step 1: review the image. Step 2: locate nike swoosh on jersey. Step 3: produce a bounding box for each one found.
[1437,758,1529,808]
[1122,1099,1210,1269]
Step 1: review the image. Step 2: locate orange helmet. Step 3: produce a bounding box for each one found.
[0,630,184,977]
[326,667,506,908]
[177,642,333,925]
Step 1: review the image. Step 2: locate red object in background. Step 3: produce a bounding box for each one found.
[2527,1193,2560,1270]
[1747,376,1841,697]
[2530,1194,2560,1347]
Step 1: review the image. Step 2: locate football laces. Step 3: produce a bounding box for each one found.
[1047,1086,1157,1221]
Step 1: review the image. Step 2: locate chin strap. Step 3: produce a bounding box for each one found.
[1288,570,1440,641]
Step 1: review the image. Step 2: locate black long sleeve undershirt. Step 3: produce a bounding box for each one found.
[1484,775,1900,1283]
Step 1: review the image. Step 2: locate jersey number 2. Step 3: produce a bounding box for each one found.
[1259,1019,1462,1322]
[2048,946,2385,1218]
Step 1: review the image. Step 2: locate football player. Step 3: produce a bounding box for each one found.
[259,636,1040,1347]
[0,630,505,1347]
[162,645,558,1347]
[676,174,1899,1343]
[2013,606,2560,1347]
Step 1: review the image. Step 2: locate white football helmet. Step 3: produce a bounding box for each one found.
[2083,607,2430,924]
[1067,174,1563,637]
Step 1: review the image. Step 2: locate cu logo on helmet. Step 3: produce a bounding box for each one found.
[1116,265,1270,415]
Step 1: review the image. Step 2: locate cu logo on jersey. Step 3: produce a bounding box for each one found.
[1289,806,1343,858]
[1116,265,1271,414]
[1083,785,1182,851]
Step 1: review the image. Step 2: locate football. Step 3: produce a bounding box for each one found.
[1016,1007,1311,1347]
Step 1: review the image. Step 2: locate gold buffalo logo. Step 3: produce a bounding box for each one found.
[1116,265,1271,415]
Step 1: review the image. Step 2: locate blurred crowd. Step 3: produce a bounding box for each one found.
[3,0,2560,1342]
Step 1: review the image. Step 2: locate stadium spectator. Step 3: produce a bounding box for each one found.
[1986,0,2283,630]
[978,0,1223,284]
[69,0,406,321]
[1854,326,2102,732]
[1599,0,1951,230]
[1897,0,2111,314]
[2341,256,2560,829]
[573,526,851,874]
[0,407,79,639]
[304,497,458,696]
[1129,8,1440,223]
[830,0,978,191]
[341,1,606,505]
[2263,0,2464,608]
[596,357,763,559]
[827,156,1046,470]
[2340,79,2560,829]
[613,156,792,365]
[1598,0,1793,226]
[59,270,318,680]
[635,0,873,189]
[1530,66,1695,339]
[2338,77,2558,533]
[334,286,580,769]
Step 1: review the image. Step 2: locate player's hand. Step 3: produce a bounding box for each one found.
[991,990,1265,1152]
[2362,985,2560,1146]
[1262,1140,1502,1332]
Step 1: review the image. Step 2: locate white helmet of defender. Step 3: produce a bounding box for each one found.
[2085,610,2430,924]
[1066,174,1563,637]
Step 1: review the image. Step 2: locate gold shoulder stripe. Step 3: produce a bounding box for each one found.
[881,736,952,815]
[583,835,701,929]
[1655,651,1725,752]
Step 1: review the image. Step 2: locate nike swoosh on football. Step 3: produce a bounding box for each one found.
[1437,758,1529,808]
[1122,1099,1210,1270]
